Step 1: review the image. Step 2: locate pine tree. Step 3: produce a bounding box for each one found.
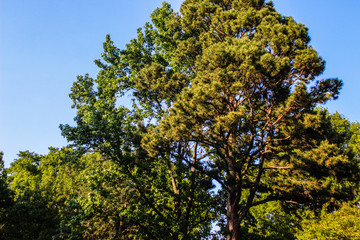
[62,1,359,239]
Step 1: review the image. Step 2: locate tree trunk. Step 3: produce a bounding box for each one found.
[227,185,240,240]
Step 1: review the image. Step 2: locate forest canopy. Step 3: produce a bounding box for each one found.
[1,1,360,239]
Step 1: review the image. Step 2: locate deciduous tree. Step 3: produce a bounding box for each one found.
[298,203,360,240]
[60,6,216,236]
[61,1,359,239]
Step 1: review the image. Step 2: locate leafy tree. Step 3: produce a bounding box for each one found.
[0,152,10,210]
[2,148,85,240]
[293,113,360,240]
[139,1,354,239]
[60,0,359,239]
[4,151,60,239]
[298,203,360,240]
[57,152,139,240]
[7,151,42,200]
[236,112,360,239]
[240,201,299,240]
[60,3,217,239]
[0,152,14,239]
[61,59,216,239]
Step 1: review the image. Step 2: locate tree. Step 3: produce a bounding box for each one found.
[61,1,359,239]
[298,203,360,240]
[3,148,86,240]
[226,111,360,239]
[60,5,216,237]
[2,147,136,239]
[4,151,60,239]
[0,152,14,239]
[0,152,11,211]
[240,201,299,240]
[141,1,351,239]
[58,152,142,240]
[294,112,360,240]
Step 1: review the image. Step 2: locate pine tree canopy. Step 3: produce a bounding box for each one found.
[58,1,359,239]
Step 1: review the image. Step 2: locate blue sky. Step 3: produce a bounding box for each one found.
[1,0,359,167]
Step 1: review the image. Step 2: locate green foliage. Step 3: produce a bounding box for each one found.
[56,153,132,239]
[60,3,217,239]
[59,1,359,239]
[0,152,14,239]
[129,1,350,239]
[0,152,11,210]
[241,201,299,240]
[3,151,59,239]
[2,1,359,239]
[1,148,86,239]
[298,203,360,240]
[234,112,360,239]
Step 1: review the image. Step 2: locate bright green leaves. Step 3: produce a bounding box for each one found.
[118,3,191,116]
[69,74,96,110]
[242,201,300,239]
[298,203,360,240]
[61,45,137,156]
[63,153,140,239]
[150,2,181,58]
[349,122,360,156]
[7,151,41,201]
[2,148,85,239]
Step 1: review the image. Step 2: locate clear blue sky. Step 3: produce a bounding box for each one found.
[1,0,359,167]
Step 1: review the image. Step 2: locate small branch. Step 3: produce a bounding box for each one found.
[264,166,292,170]
[172,152,228,191]
[272,136,291,142]
[251,196,278,207]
